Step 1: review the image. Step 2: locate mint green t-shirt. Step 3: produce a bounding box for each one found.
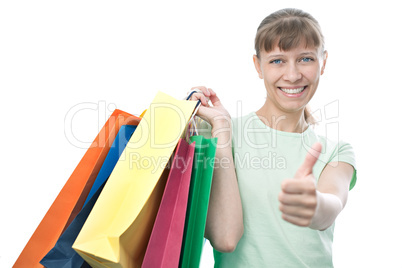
[212,112,357,268]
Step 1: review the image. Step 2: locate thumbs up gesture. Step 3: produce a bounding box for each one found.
[278,143,322,227]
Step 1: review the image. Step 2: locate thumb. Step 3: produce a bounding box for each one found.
[294,142,322,179]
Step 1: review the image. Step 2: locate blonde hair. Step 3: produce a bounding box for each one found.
[255,8,325,125]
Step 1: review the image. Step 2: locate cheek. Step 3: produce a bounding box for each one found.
[304,67,321,83]
[263,68,281,85]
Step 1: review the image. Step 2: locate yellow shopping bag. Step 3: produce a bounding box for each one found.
[72,91,197,268]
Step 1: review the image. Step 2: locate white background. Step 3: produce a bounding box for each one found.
[1,1,401,267]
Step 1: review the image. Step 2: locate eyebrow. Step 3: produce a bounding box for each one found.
[299,52,317,56]
[265,54,284,59]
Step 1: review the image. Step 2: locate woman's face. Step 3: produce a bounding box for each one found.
[253,44,327,115]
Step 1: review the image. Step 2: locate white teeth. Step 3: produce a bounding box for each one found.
[280,87,305,94]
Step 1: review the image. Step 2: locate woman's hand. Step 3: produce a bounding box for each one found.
[278,143,322,227]
[189,86,243,252]
[188,86,231,129]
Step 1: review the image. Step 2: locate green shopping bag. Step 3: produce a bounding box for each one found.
[179,135,217,268]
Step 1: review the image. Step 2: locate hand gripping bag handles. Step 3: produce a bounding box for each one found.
[72,91,197,268]
[142,138,195,268]
[40,125,137,268]
[14,109,141,268]
[180,135,217,268]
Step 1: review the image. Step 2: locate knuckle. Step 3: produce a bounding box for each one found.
[304,197,317,208]
[297,217,310,227]
[279,204,284,212]
[190,94,202,101]
[191,86,206,93]
[302,219,312,226]
[278,192,285,202]
[307,210,315,218]
[281,179,290,190]
[305,181,316,193]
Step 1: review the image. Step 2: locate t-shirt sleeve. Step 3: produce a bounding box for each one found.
[328,140,357,190]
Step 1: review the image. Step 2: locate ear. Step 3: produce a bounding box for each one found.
[320,50,328,75]
[253,55,263,79]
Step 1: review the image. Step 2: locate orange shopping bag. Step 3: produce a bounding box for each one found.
[14,109,141,268]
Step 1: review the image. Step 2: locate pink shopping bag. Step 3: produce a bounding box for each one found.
[142,139,195,268]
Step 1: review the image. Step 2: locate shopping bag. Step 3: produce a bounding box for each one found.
[14,109,141,268]
[179,135,217,268]
[40,124,137,268]
[72,91,197,268]
[142,139,195,268]
[84,125,137,206]
[40,181,106,268]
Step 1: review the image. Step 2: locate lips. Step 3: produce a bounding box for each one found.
[278,86,307,94]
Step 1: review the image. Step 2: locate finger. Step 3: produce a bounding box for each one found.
[208,87,217,96]
[191,87,221,107]
[279,203,316,219]
[281,179,316,194]
[281,213,311,227]
[191,86,211,97]
[189,87,211,105]
[278,191,317,208]
[200,87,221,107]
[189,93,210,106]
[294,142,322,179]
[208,92,222,107]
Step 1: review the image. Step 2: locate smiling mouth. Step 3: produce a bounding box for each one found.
[279,86,307,94]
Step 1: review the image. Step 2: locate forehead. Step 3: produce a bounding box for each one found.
[263,44,319,56]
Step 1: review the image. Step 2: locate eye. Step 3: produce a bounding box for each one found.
[270,59,283,64]
[300,57,314,63]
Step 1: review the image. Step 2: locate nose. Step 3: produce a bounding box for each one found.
[283,63,302,83]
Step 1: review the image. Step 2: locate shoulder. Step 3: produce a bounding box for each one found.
[316,134,356,167]
[195,112,255,139]
[231,112,259,132]
[314,131,357,190]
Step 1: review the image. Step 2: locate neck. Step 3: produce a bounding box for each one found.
[255,102,309,133]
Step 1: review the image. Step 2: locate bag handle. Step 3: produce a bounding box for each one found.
[183,90,203,142]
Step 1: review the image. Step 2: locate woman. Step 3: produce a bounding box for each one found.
[190,8,357,267]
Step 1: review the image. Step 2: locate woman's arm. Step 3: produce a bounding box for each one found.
[279,143,354,230]
[189,86,243,252]
[311,161,354,230]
